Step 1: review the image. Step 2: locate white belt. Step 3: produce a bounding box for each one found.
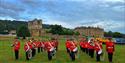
[108,47,113,48]
[73,47,78,52]
[50,47,54,51]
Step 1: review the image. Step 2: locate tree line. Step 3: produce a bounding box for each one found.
[0,19,124,38]
[104,31,125,38]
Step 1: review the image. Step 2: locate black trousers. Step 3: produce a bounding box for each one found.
[26,52,29,60]
[89,49,94,58]
[41,47,43,52]
[88,49,91,56]
[15,50,19,60]
[85,48,88,54]
[38,47,40,53]
[32,48,36,57]
[69,51,75,61]
[80,46,82,50]
[80,46,85,52]
[66,48,70,53]
[108,53,113,62]
[82,48,85,52]
[48,51,52,60]
[96,51,100,62]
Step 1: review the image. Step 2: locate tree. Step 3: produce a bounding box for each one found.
[50,25,63,35]
[74,31,80,35]
[104,31,124,38]
[104,31,113,37]
[108,31,113,37]
[17,25,31,39]
[113,32,122,38]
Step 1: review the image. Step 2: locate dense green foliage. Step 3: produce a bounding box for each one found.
[0,20,51,34]
[49,25,80,35]
[104,31,124,38]
[17,25,31,39]
[0,20,27,34]
[49,25,63,35]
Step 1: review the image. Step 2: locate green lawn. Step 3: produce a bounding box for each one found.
[0,36,125,63]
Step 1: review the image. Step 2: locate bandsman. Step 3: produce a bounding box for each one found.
[66,39,78,61]
[41,41,45,52]
[85,39,89,54]
[11,38,20,60]
[79,38,86,52]
[94,40,103,62]
[44,40,56,60]
[37,40,41,53]
[31,39,37,57]
[51,38,59,51]
[88,38,95,58]
[66,39,70,53]
[106,38,115,63]
[24,40,32,60]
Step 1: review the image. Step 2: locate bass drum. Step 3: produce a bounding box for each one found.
[28,49,32,59]
[51,48,56,56]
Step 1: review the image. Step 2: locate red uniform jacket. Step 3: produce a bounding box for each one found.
[51,41,56,48]
[67,41,77,51]
[106,42,115,53]
[44,42,54,52]
[32,42,37,48]
[28,42,32,49]
[88,42,95,49]
[79,42,86,48]
[66,40,70,48]
[14,41,20,51]
[37,41,41,48]
[24,42,32,51]
[94,43,102,52]
[24,42,30,52]
[40,42,44,48]
[85,42,89,48]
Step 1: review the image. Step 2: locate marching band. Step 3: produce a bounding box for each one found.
[12,37,115,63]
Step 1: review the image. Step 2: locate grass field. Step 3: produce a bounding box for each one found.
[0,36,125,63]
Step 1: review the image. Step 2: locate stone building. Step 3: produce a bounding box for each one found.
[28,19,43,36]
[74,26,104,38]
[9,30,16,35]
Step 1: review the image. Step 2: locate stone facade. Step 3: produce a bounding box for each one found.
[28,19,43,36]
[74,26,104,38]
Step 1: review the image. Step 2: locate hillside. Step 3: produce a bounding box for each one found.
[0,20,51,34]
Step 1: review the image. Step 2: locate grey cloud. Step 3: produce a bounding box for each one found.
[0,0,26,19]
[0,1,25,12]
[0,8,19,18]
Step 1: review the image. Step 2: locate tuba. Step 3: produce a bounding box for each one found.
[90,41,95,46]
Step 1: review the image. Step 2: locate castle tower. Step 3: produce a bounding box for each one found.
[28,19,42,36]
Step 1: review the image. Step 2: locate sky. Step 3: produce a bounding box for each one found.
[0,0,125,33]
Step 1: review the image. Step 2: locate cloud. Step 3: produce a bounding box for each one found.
[0,1,25,12]
[43,19,73,28]
[77,19,125,33]
[0,0,26,19]
[111,5,125,12]
[103,0,124,2]
[0,0,124,33]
